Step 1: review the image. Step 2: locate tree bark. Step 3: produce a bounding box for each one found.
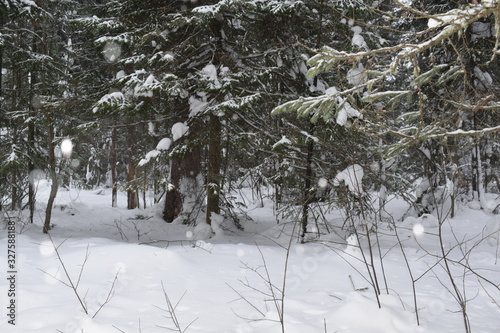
[206,113,222,225]
[43,115,58,234]
[163,142,203,223]
[127,123,138,209]
[28,113,36,223]
[110,122,118,207]
[301,121,315,243]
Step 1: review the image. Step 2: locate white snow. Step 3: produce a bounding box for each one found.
[333,164,364,194]
[116,70,126,79]
[171,122,189,142]
[272,135,292,149]
[189,93,208,117]
[156,138,172,151]
[351,26,368,50]
[346,63,367,87]
[201,63,221,89]
[138,150,161,167]
[193,221,213,240]
[325,87,362,126]
[336,101,362,126]
[93,91,128,112]
[0,184,498,333]
[144,74,155,86]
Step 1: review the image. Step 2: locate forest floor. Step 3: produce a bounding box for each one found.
[0,180,499,333]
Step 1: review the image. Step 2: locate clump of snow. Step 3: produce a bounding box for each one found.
[351,26,368,50]
[398,0,414,6]
[171,122,189,141]
[148,121,155,136]
[210,212,225,237]
[193,221,214,240]
[93,91,127,112]
[347,63,367,87]
[272,136,292,149]
[138,149,160,166]
[428,7,484,29]
[189,93,208,117]
[333,164,364,194]
[336,101,361,126]
[468,200,482,210]
[144,74,155,86]
[420,214,439,228]
[325,87,362,126]
[329,293,418,333]
[156,137,172,151]
[201,63,221,89]
[428,18,442,29]
[325,86,340,98]
[344,235,362,259]
[116,70,126,79]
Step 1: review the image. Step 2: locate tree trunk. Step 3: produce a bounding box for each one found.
[163,133,203,223]
[127,124,138,209]
[28,116,35,223]
[43,116,58,234]
[206,113,222,225]
[301,121,315,243]
[110,123,118,207]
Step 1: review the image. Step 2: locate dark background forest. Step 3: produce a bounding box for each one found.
[1,0,499,235]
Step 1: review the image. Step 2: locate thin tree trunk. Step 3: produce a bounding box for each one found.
[206,113,221,225]
[301,122,315,243]
[28,47,37,223]
[43,116,58,234]
[127,124,138,209]
[300,7,324,241]
[463,25,486,208]
[28,116,35,223]
[110,123,117,207]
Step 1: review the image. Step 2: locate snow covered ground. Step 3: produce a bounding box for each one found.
[1,181,499,332]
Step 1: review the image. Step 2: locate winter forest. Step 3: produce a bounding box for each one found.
[1,0,500,332]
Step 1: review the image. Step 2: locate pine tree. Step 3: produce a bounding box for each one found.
[273,0,500,217]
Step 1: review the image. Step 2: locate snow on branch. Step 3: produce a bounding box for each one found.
[271,86,364,124]
[92,92,128,113]
[307,3,498,78]
[428,125,500,139]
[399,5,498,58]
[333,164,364,195]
